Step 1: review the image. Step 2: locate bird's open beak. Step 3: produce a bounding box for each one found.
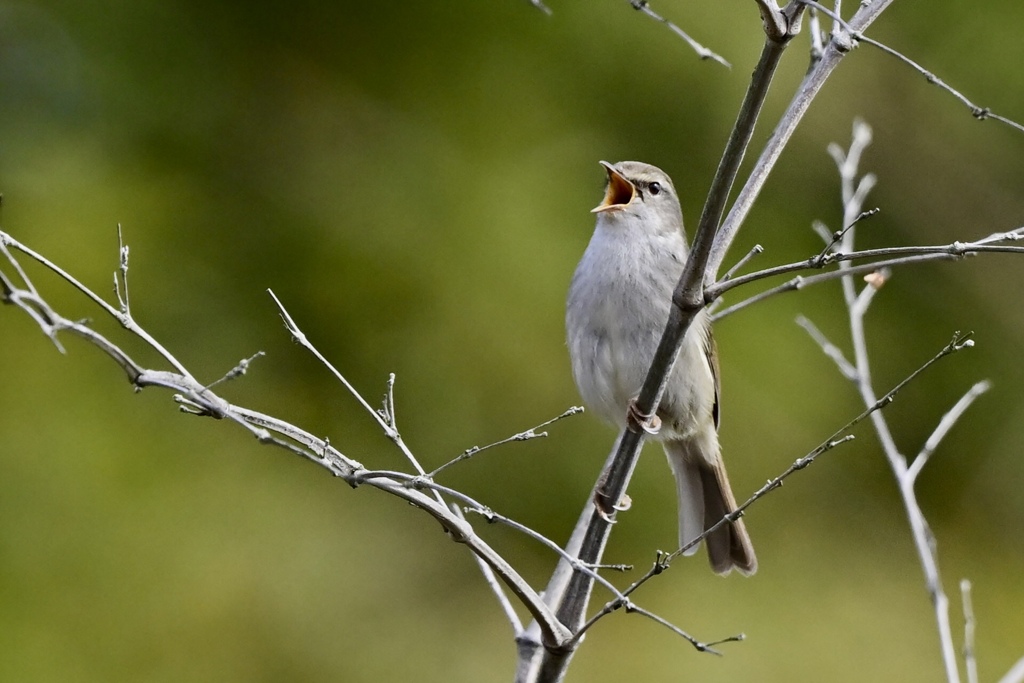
[592,161,635,213]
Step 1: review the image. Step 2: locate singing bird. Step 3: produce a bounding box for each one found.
[566,160,756,575]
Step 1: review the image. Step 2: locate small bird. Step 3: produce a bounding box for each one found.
[566,160,756,576]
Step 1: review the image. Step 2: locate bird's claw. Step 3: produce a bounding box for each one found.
[594,491,632,522]
[627,399,661,435]
[596,503,616,523]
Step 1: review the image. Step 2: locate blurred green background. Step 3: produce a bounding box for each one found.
[1,1,1022,681]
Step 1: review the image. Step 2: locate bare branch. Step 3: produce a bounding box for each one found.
[429,406,584,479]
[267,289,435,481]
[961,579,979,683]
[907,380,991,483]
[1000,656,1024,683]
[795,314,857,382]
[623,602,728,654]
[582,326,969,628]
[628,0,731,67]
[712,230,1024,299]
[707,0,897,280]
[825,124,971,683]
[799,0,1024,134]
[452,503,524,636]
[710,228,1024,319]
[1,231,196,379]
[720,244,765,282]
[0,230,578,650]
[571,553,741,653]
[204,351,266,391]
[114,223,130,315]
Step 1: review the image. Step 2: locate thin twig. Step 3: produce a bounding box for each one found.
[451,503,524,636]
[678,332,973,558]
[907,380,991,483]
[813,206,879,264]
[712,252,944,320]
[628,0,731,67]
[624,602,730,654]
[583,329,969,632]
[267,289,436,483]
[795,315,857,381]
[720,244,764,282]
[712,231,1024,299]
[612,327,979,653]
[2,232,195,378]
[429,407,583,478]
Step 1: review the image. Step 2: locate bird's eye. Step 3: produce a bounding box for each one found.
[648,182,663,196]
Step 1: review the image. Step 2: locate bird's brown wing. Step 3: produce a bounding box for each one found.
[704,324,721,429]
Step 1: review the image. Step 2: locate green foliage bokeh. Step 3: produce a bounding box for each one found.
[1,1,1022,681]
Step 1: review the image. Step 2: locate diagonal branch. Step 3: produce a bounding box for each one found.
[907,380,991,483]
[799,0,1024,134]
[0,229,576,651]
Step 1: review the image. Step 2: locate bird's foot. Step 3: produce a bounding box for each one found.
[594,491,632,522]
[626,399,661,435]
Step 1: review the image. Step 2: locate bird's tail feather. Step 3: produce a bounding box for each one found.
[665,439,757,576]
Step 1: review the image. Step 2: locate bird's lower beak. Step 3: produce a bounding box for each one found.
[592,161,635,213]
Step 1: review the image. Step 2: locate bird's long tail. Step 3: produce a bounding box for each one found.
[664,439,757,576]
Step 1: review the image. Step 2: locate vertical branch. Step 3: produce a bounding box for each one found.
[822,122,970,683]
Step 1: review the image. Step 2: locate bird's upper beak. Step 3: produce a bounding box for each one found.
[592,161,635,213]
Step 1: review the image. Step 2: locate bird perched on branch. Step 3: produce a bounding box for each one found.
[566,160,756,576]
